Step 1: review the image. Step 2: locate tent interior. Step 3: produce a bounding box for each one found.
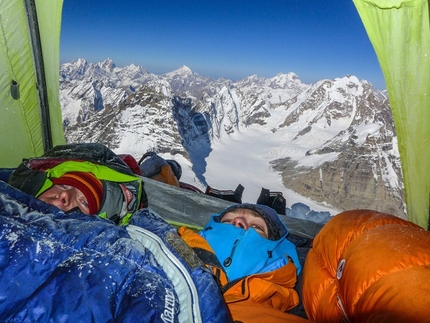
[1,0,429,229]
[0,1,430,322]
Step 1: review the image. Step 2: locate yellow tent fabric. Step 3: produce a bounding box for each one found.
[0,0,65,168]
[353,0,430,229]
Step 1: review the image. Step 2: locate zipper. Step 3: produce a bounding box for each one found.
[221,275,247,294]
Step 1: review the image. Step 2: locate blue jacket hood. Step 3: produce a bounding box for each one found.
[200,214,301,281]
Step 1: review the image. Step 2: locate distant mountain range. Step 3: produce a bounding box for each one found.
[60,58,406,221]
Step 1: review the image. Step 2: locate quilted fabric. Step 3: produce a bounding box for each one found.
[302,209,430,322]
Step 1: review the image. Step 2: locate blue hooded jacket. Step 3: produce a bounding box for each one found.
[200,204,301,282]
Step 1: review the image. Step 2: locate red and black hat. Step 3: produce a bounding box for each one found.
[52,172,104,214]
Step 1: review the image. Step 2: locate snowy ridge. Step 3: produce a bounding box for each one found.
[60,59,405,223]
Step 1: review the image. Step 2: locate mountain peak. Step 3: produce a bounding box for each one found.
[166,65,194,77]
[75,58,87,66]
[273,72,301,83]
[98,58,116,72]
[177,65,192,74]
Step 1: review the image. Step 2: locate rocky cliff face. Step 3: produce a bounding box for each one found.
[60,58,406,219]
[270,78,404,216]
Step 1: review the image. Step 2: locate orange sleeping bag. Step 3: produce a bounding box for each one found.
[302,209,430,322]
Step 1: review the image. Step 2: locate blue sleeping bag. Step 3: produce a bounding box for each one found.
[0,180,230,323]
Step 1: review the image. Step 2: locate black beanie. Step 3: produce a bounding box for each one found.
[218,203,288,240]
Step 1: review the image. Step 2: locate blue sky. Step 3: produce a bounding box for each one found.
[61,0,386,90]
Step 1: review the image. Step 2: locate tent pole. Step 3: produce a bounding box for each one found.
[24,0,53,152]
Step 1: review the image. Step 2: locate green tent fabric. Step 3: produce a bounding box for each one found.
[353,0,430,229]
[0,0,65,168]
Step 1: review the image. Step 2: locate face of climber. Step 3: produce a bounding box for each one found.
[38,184,90,214]
[220,208,269,239]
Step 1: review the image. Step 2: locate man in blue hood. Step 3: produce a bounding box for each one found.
[200,203,301,280]
[178,203,306,323]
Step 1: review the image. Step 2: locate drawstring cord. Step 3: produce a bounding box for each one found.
[223,238,240,267]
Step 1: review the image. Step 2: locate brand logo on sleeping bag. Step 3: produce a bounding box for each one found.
[161,288,176,323]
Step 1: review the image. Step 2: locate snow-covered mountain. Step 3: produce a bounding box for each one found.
[60,58,406,222]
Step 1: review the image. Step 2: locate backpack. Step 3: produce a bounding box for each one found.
[138,151,180,187]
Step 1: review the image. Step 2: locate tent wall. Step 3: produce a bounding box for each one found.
[353,0,430,229]
[0,0,65,168]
